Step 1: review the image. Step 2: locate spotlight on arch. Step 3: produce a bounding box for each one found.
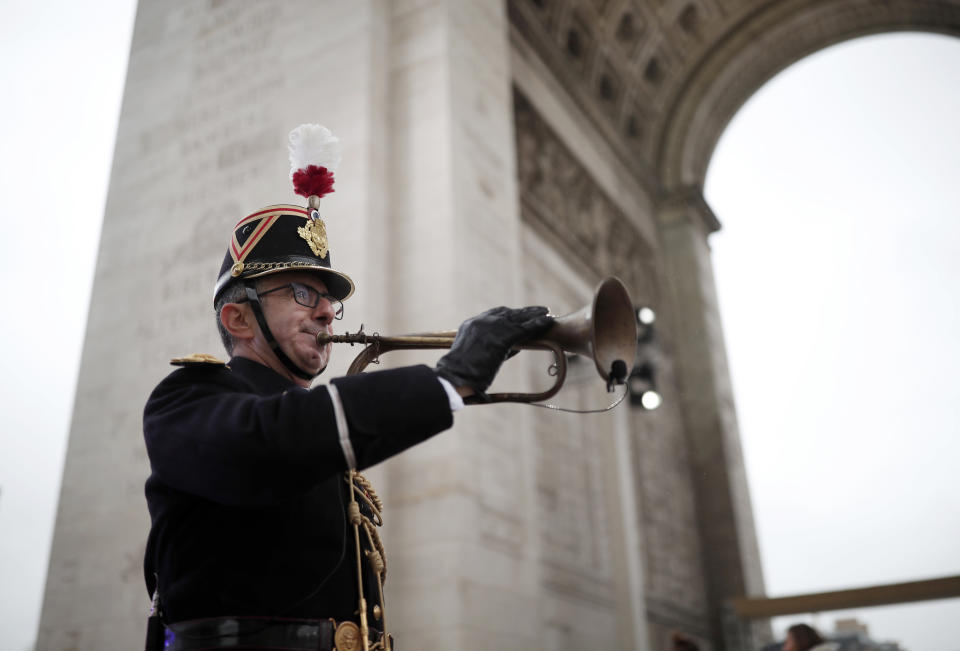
[628,306,661,410]
[636,306,656,326]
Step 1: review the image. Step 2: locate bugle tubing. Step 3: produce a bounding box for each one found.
[317,277,638,404]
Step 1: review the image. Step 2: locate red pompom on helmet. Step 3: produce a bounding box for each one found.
[292,165,335,198]
[288,124,341,204]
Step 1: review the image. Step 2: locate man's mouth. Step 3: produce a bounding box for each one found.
[304,328,332,348]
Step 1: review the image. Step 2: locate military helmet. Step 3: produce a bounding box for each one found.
[213,124,355,304]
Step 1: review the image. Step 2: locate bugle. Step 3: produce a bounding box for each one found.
[317,276,638,405]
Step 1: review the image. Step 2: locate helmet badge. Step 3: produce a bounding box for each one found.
[297,214,329,258]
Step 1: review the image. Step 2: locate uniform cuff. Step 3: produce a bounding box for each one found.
[436,376,465,412]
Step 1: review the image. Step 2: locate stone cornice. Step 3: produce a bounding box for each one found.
[656,185,722,235]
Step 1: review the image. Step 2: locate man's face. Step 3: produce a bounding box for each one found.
[256,271,337,376]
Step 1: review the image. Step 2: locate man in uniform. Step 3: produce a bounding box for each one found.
[142,129,551,650]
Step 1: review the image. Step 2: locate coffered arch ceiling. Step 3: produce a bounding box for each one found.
[510,0,960,201]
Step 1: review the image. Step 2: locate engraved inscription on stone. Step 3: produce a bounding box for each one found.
[535,411,614,605]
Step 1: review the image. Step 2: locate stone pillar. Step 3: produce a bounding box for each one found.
[381,2,543,649]
[656,186,767,649]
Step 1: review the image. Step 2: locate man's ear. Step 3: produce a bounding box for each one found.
[220,303,257,341]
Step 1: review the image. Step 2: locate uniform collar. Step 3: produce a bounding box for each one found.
[227,356,304,394]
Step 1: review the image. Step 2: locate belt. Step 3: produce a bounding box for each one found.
[165,616,372,651]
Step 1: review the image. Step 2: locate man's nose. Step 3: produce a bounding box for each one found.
[313,297,336,324]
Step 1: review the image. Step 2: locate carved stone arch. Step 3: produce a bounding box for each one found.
[655,0,960,193]
[645,5,960,647]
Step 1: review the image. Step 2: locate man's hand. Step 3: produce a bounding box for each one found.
[436,306,554,395]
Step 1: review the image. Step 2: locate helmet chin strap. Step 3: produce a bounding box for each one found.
[243,284,324,381]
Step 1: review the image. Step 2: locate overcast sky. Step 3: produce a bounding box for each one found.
[706,32,960,650]
[0,2,137,650]
[0,2,958,650]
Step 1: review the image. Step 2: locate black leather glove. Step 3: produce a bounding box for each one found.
[435,306,554,394]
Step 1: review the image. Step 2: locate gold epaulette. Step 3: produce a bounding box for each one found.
[170,353,227,367]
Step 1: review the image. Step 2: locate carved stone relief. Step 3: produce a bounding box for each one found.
[514,91,660,306]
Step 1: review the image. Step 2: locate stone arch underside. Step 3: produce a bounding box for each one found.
[656,0,960,194]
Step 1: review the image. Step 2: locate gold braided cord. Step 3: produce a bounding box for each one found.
[347,473,386,579]
[347,471,390,651]
[361,519,387,579]
[353,473,384,512]
[347,501,362,525]
[346,470,370,651]
[362,521,389,651]
[351,486,383,527]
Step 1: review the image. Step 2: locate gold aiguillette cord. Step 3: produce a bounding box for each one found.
[347,469,371,651]
[347,469,391,651]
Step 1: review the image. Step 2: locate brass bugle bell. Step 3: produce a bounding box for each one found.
[317,276,638,404]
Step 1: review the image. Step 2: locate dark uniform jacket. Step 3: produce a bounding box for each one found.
[143,356,453,625]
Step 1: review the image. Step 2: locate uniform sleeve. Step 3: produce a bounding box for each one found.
[331,364,455,469]
[143,364,453,506]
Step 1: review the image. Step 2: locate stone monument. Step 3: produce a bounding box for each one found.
[39,1,960,649]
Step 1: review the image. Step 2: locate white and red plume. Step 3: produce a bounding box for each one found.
[288,124,341,199]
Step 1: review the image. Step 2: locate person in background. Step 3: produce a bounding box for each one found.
[783,623,839,651]
[671,631,701,651]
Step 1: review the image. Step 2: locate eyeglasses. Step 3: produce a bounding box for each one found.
[252,281,344,320]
